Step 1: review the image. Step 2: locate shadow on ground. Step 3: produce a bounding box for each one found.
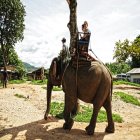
[0,117,109,140]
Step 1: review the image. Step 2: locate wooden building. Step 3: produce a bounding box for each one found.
[27,67,45,80]
[0,65,19,81]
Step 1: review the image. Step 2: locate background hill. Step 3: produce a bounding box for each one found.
[23,62,38,72]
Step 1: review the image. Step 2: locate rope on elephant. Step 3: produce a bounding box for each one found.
[76,51,79,96]
[89,45,112,76]
[61,62,69,82]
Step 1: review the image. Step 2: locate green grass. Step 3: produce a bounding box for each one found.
[30,79,48,85]
[113,80,140,87]
[53,86,62,91]
[42,85,62,91]
[9,79,26,84]
[50,102,123,123]
[14,93,26,99]
[114,91,140,106]
[0,82,2,87]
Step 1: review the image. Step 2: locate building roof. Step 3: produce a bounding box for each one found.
[0,65,16,71]
[127,68,140,74]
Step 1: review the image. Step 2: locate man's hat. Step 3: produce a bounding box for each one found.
[62,37,66,43]
[84,21,88,26]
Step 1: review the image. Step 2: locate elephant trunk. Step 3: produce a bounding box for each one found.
[44,79,53,120]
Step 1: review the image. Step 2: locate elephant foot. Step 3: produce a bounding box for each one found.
[63,118,74,130]
[85,125,95,135]
[105,123,115,133]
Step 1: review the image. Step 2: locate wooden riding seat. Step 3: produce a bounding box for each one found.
[77,32,91,54]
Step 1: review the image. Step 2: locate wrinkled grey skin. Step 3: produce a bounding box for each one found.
[62,60,115,135]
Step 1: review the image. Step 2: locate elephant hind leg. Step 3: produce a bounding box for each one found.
[103,97,115,133]
[85,104,101,135]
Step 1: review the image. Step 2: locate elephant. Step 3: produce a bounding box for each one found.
[62,59,115,135]
[44,55,115,135]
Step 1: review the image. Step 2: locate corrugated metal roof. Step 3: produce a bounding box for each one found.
[127,68,140,74]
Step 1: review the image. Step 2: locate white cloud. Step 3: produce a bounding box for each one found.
[16,0,70,68]
[16,0,140,68]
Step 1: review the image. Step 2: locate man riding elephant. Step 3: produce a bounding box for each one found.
[54,37,70,80]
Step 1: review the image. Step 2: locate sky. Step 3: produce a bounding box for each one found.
[15,0,140,68]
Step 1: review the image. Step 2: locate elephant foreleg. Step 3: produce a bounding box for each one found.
[103,97,115,133]
[63,96,77,130]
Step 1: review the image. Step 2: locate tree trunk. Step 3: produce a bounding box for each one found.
[0,39,7,70]
[66,0,78,54]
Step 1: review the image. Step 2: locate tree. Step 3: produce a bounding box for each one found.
[0,0,25,69]
[113,35,140,68]
[66,0,78,54]
[105,62,131,75]
[129,35,140,67]
[113,39,130,63]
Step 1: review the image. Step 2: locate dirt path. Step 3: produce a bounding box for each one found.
[0,83,140,140]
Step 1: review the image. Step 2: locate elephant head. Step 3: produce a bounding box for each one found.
[44,56,67,120]
[44,56,80,120]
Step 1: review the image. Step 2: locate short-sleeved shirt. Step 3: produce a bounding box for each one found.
[61,44,70,62]
[83,28,91,41]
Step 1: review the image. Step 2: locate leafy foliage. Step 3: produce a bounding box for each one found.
[0,0,25,67]
[106,62,131,75]
[113,39,130,62]
[0,0,25,45]
[113,35,140,68]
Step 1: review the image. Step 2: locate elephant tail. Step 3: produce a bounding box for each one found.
[110,76,113,101]
[104,64,113,100]
[105,66,113,101]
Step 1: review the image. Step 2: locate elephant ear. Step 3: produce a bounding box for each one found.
[52,61,57,78]
[49,58,62,85]
[49,58,57,81]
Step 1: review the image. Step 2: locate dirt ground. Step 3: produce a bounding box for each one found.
[0,83,140,140]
